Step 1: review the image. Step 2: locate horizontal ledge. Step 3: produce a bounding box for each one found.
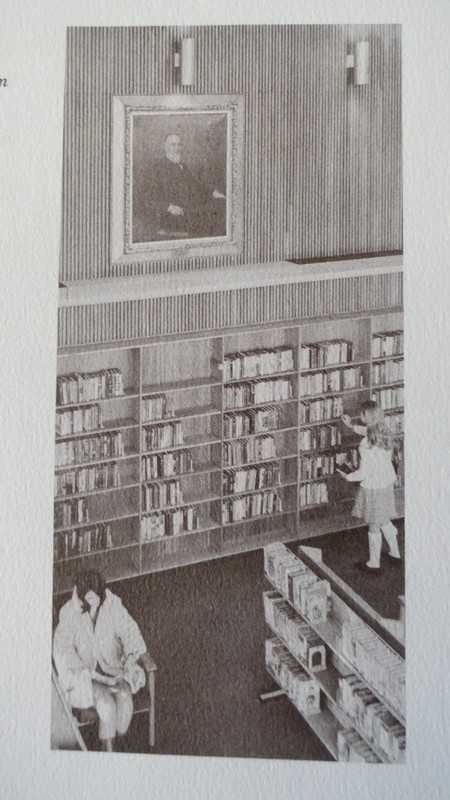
[59,256,403,308]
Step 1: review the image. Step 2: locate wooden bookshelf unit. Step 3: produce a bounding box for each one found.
[54,307,404,594]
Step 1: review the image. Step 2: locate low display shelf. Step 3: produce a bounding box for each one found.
[260,542,405,764]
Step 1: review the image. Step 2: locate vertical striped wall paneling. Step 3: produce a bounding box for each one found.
[61,25,402,282]
[58,270,403,348]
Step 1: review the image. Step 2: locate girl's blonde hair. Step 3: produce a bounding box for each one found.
[360,401,395,450]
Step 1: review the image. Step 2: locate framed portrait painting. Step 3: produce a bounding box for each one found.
[112,94,244,264]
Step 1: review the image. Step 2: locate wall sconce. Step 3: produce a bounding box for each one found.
[346,41,370,85]
[174,38,195,86]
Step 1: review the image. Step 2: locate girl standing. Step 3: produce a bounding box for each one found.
[338,400,401,572]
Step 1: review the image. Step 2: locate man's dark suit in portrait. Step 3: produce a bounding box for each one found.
[133,133,226,243]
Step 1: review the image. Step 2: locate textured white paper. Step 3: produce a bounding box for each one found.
[1,1,450,798]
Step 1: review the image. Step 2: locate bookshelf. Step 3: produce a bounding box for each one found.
[261,542,405,763]
[54,310,404,594]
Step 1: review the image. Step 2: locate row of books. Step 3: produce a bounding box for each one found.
[299,423,342,451]
[340,620,405,719]
[300,339,353,370]
[56,404,103,436]
[141,450,194,480]
[224,377,293,409]
[223,462,281,494]
[299,481,329,507]
[337,728,381,763]
[385,411,404,433]
[371,358,404,386]
[300,395,344,424]
[223,406,281,438]
[222,346,294,381]
[338,675,406,762]
[54,463,121,497]
[57,369,124,406]
[263,591,327,672]
[142,421,183,451]
[265,638,321,716]
[142,480,183,511]
[140,506,199,539]
[55,432,124,467]
[371,330,403,358]
[372,386,404,410]
[222,489,282,523]
[300,367,363,397]
[300,449,359,481]
[54,523,112,561]
[54,498,89,529]
[223,434,278,467]
[264,543,330,625]
[142,393,176,423]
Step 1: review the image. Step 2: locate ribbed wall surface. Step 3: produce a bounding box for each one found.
[58,270,402,348]
[61,25,402,282]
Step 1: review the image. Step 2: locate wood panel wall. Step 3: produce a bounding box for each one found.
[61,25,402,282]
[58,269,403,348]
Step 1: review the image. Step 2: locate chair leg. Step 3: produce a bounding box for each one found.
[149,672,155,748]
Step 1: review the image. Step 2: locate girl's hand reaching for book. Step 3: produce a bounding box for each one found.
[341,414,352,428]
[336,468,349,480]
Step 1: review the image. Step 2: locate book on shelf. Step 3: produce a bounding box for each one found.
[223,406,281,438]
[222,488,282,523]
[55,432,124,467]
[372,386,404,410]
[340,620,405,719]
[223,461,281,494]
[371,330,403,359]
[54,522,112,560]
[54,462,121,497]
[299,423,342,451]
[224,377,293,409]
[300,339,354,370]
[223,346,294,381]
[143,479,183,510]
[263,591,327,671]
[384,411,404,434]
[300,449,359,481]
[56,404,103,436]
[337,728,382,763]
[54,497,89,528]
[265,637,321,716]
[140,505,199,540]
[141,449,194,480]
[142,420,183,451]
[264,543,331,625]
[372,358,404,386]
[223,434,277,467]
[300,395,344,424]
[141,393,177,423]
[299,481,329,507]
[300,366,362,397]
[57,369,124,405]
[338,675,406,762]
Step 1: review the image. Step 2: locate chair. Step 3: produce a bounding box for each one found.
[52,601,157,750]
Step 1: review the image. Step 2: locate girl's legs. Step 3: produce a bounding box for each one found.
[367,525,382,569]
[113,680,134,737]
[92,682,117,751]
[380,520,401,558]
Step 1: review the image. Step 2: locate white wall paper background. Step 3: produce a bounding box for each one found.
[0,1,449,799]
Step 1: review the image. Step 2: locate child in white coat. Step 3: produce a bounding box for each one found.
[338,400,401,573]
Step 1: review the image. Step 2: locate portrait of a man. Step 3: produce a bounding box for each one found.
[132,113,228,244]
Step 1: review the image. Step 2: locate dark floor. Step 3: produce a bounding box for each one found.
[78,521,404,759]
[302,519,405,619]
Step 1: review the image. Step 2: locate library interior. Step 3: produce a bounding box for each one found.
[51,25,405,764]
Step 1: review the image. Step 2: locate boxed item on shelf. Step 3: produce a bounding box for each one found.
[303,579,330,624]
[337,728,381,764]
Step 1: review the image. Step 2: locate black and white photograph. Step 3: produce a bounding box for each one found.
[2,4,450,800]
[54,23,406,762]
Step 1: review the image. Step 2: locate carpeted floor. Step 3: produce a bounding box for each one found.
[74,521,404,759]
